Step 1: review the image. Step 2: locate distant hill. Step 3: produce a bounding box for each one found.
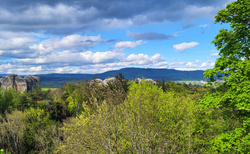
[37,68,205,88]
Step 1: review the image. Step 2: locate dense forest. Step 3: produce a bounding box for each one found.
[1,0,250,153]
[0,75,218,153]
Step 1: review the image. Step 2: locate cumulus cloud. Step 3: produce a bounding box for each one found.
[29,66,42,72]
[210,62,215,67]
[169,62,187,66]
[81,53,165,69]
[30,34,105,55]
[152,61,168,68]
[127,31,177,40]
[173,42,199,52]
[0,37,36,50]
[185,60,201,67]
[210,52,219,57]
[0,31,40,58]
[111,40,145,52]
[201,62,210,67]
[14,50,123,66]
[114,40,144,48]
[201,60,215,67]
[125,53,164,65]
[0,0,232,33]
[0,63,42,75]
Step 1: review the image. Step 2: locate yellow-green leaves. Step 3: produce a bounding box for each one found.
[58,80,218,153]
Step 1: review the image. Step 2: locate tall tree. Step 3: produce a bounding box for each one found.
[200,0,250,152]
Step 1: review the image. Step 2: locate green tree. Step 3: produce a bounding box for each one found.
[0,88,24,114]
[200,0,250,152]
[58,80,221,153]
[0,110,26,154]
[24,108,59,153]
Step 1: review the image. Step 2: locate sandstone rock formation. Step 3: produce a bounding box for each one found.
[145,78,157,84]
[0,74,41,93]
[135,78,142,83]
[90,77,156,86]
[24,76,41,91]
[103,77,116,86]
[134,78,156,84]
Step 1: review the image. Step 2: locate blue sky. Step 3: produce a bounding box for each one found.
[0,0,234,75]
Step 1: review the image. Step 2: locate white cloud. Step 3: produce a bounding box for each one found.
[173,42,199,52]
[29,66,42,72]
[125,53,164,65]
[153,61,168,68]
[201,60,215,68]
[210,52,219,57]
[0,31,39,58]
[201,62,210,67]
[55,67,67,73]
[80,53,166,70]
[210,62,215,67]
[113,40,144,49]
[174,68,205,71]
[186,62,198,67]
[15,50,123,65]
[185,60,201,68]
[169,62,187,66]
[199,24,209,28]
[30,34,104,55]
[0,37,36,50]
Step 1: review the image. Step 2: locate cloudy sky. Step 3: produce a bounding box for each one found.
[0,0,234,75]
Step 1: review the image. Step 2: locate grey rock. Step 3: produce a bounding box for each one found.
[14,75,27,93]
[0,74,41,93]
[0,74,27,93]
[145,78,157,84]
[24,76,41,92]
[135,78,142,83]
[103,77,116,86]
[0,76,13,90]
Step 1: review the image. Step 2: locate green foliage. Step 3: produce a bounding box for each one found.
[64,81,89,117]
[58,80,221,153]
[23,108,59,154]
[0,110,25,154]
[0,149,11,154]
[200,0,250,152]
[61,74,129,117]
[0,88,24,114]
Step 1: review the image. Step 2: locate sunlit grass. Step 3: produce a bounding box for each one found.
[41,88,58,91]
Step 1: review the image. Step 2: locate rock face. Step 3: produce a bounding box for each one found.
[103,77,116,86]
[24,76,41,92]
[134,78,157,84]
[0,74,41,93]
[145,78,157,84]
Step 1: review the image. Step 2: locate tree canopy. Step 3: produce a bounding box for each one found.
[201,0,250,152]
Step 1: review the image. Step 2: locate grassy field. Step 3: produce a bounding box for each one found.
[41,88,58,91]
